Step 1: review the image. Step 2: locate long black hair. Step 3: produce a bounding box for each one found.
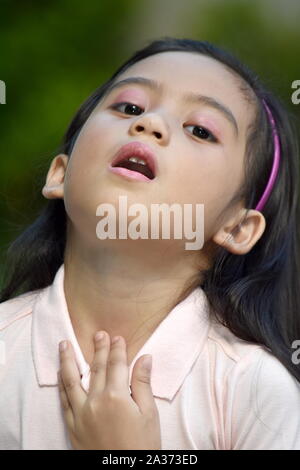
[1,37,300,382]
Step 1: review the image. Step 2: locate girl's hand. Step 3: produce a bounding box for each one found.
[57,332,162,450]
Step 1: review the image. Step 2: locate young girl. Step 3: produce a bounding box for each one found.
[1,37,300,450]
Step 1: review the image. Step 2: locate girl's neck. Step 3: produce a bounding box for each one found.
[62,235,206,366]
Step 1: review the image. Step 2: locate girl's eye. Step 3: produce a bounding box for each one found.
[110,102,218,143]
[110,102,143,115]
[185,125,218,143]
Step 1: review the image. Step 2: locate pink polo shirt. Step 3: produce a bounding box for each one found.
[1,263,300,450]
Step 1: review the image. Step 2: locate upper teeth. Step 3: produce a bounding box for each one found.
[127,156,147,165]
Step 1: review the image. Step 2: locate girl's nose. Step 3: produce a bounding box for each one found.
[129,113,170,145]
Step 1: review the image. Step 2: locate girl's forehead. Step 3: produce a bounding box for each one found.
[119,52,240,95]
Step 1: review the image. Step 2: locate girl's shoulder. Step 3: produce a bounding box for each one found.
[206,315,300,395]
[205,318,300,449]
[0,289,43,331]
[208,314,300,410]
[207,315,267,362]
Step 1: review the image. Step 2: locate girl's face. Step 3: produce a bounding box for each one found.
[48,52,259,249]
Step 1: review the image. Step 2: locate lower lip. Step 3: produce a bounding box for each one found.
[108,165,154,182]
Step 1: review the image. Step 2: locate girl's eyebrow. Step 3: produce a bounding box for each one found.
[105,76,239,137]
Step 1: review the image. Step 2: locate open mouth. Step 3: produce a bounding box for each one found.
[112,156,155,180]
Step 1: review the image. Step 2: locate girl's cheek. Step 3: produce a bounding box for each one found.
[73,117,114,156]
[84,114,115,137]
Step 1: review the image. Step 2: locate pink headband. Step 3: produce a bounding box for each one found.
[254,99,281,212]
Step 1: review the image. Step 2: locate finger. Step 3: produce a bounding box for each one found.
[130,354,157,416]
[59,340,86,415]
[57,370,75,431]
[88,331,110,398]
[105,335,129,392]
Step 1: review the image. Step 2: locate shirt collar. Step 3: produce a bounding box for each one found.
[32,264,211,400]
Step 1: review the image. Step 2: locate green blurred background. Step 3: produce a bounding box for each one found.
[0,0,300,286]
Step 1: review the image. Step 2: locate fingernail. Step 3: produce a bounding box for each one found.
[59,341,67,352]
[111,336,120,344]
[142,355,152,372]
[95,331,105,342]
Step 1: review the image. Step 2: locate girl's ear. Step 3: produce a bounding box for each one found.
[42,154,69,200]
[212,209,266,255]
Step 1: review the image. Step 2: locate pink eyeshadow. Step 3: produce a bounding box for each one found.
[112,88,146,105]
